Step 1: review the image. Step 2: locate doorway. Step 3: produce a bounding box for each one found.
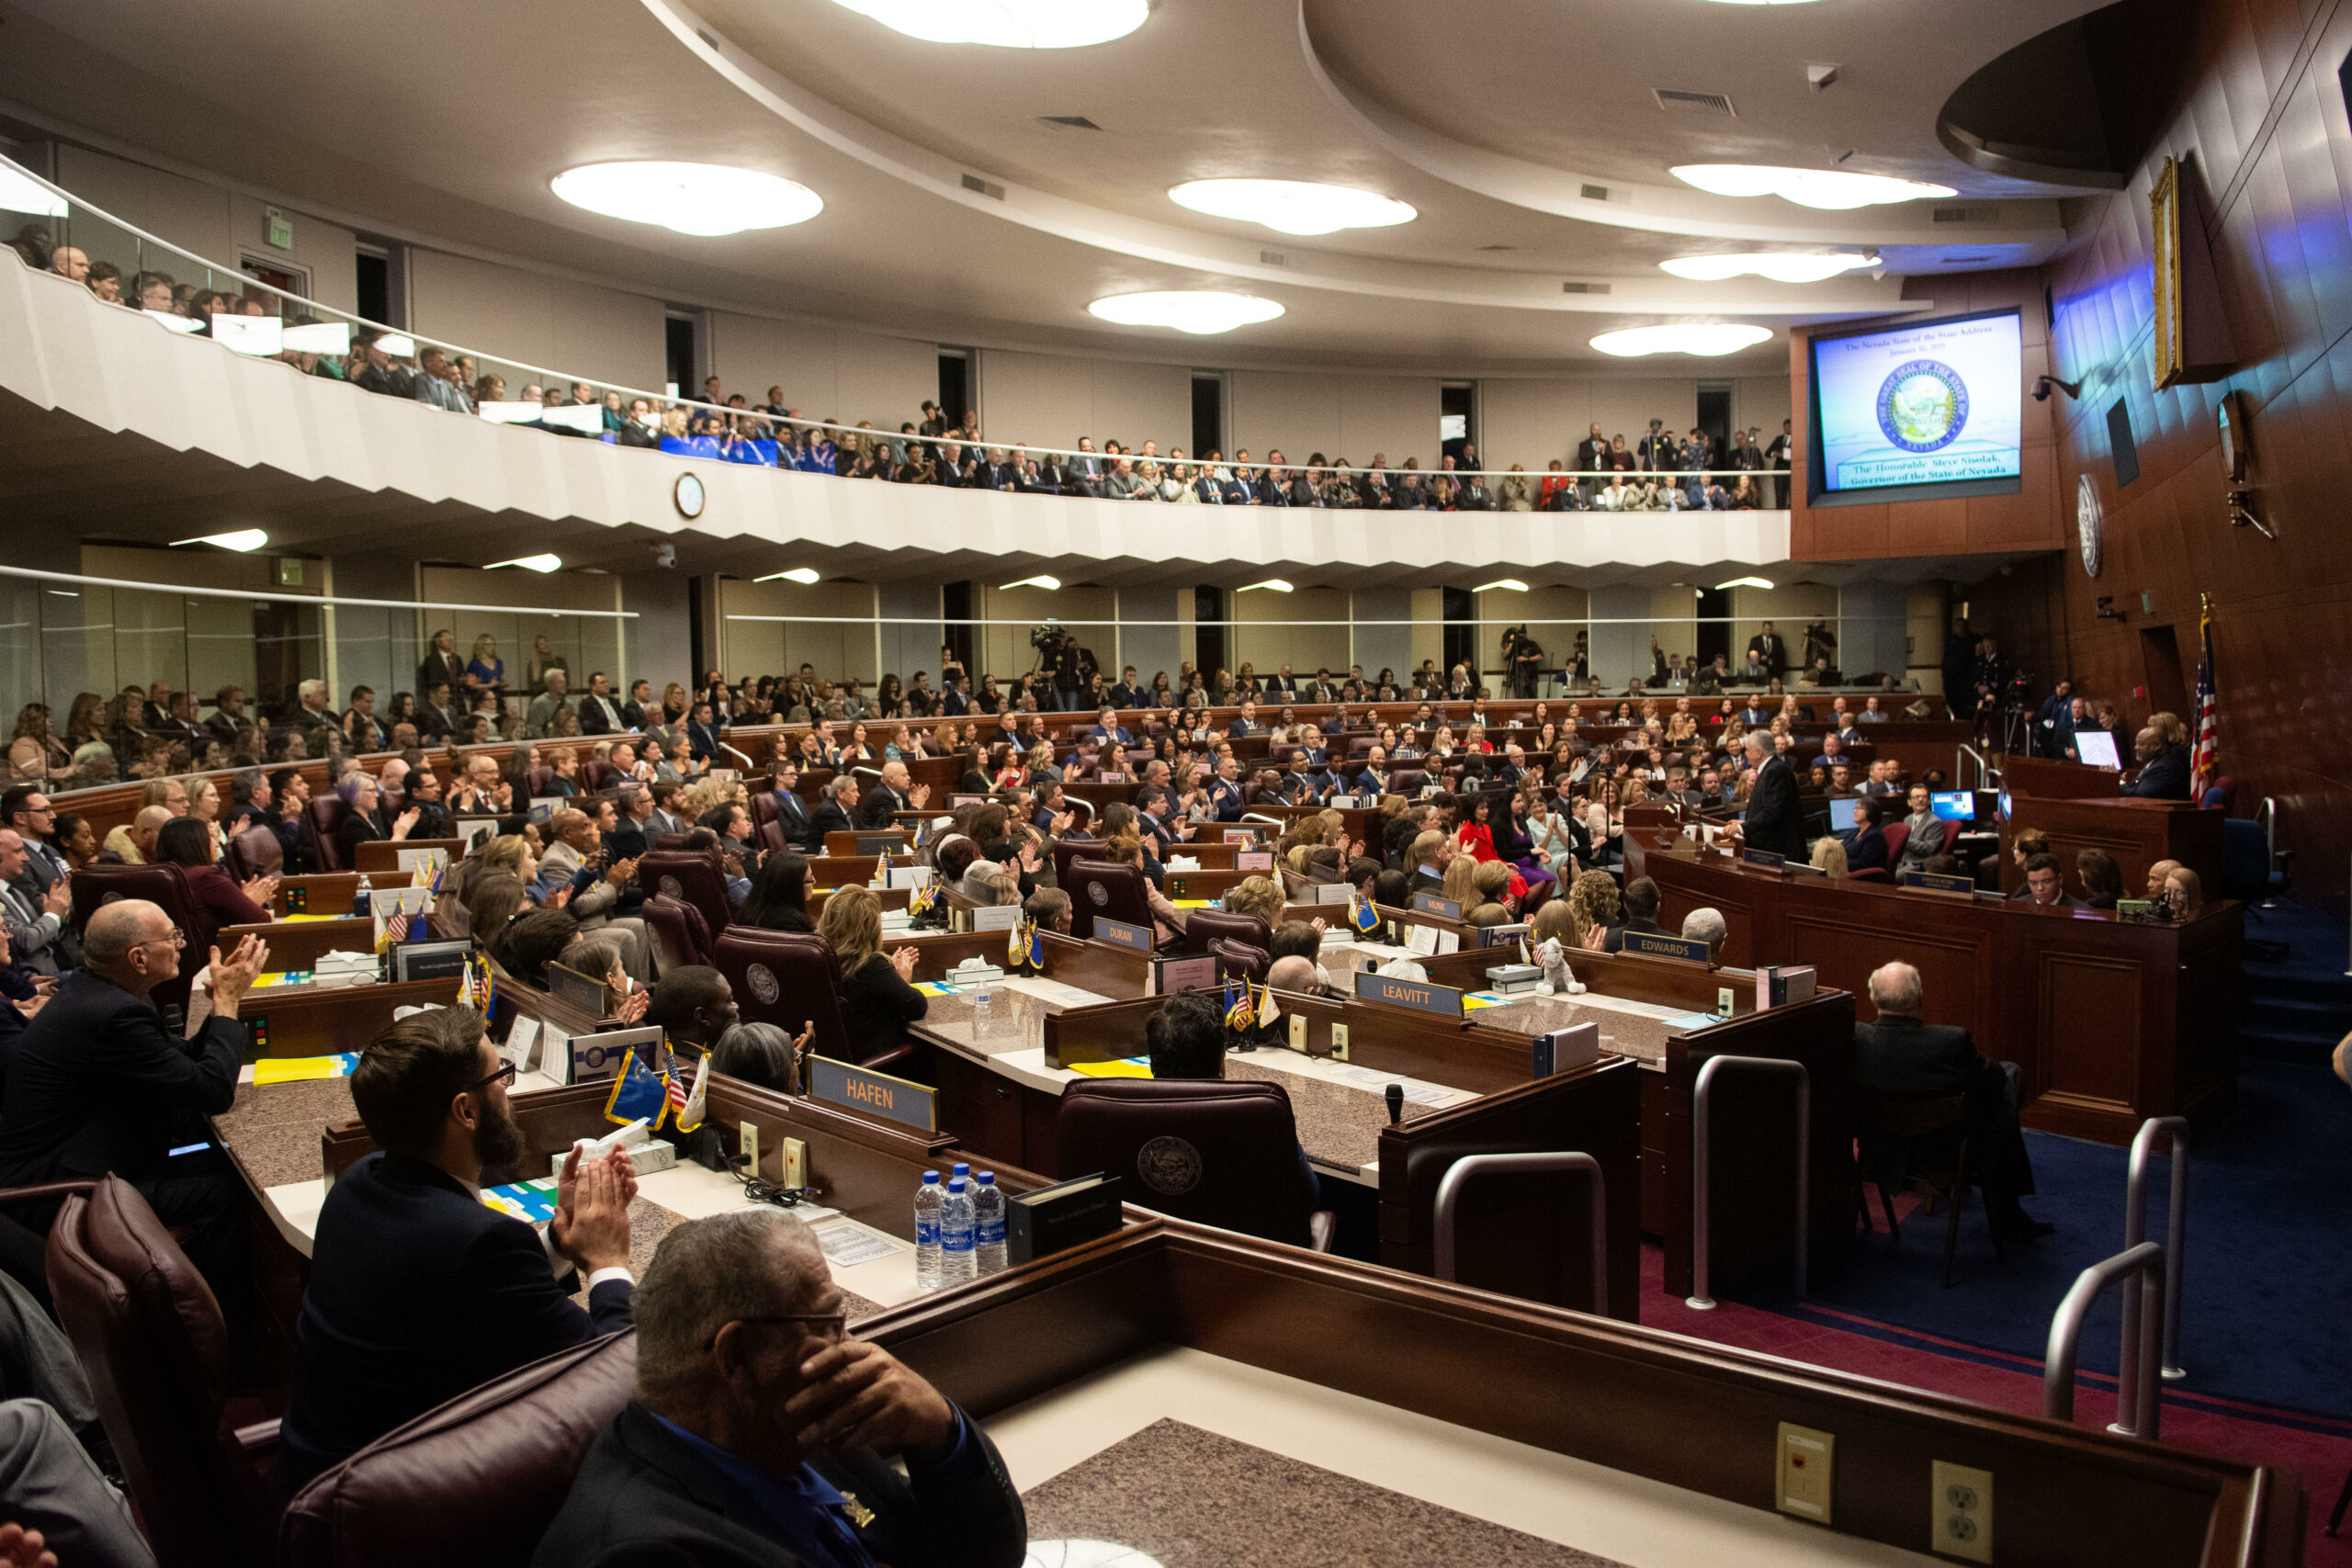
[1442,383,1476,468]
[1695,588,1732,668]
[1697,382,1733,468]
[938,351,973,430]
[1442,586,1475,681]
[663,312,699,399]
[943,582,976,678]
[1192,373,1225,457]
[1194,587,1226,680]
[2139,625,2188,718]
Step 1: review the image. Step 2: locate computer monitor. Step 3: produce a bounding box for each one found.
[2073,729,2121,769]
[1929,791,1975,821]
[1997,787,2013,822]
[1826,796,1862,833]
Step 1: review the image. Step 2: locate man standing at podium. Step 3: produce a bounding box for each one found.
[1736,729,1804,861]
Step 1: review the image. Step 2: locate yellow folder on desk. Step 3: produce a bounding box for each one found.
[1069,1056,1155,1078]
[1170,898,1215,908]
[252,1052,360,1085]
[276,913,339,923]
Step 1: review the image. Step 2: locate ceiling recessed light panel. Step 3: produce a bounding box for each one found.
[169,528,270,552]
[757,568,823,584]
[1590,323,1773,357]
[1089,291,1284,335]
[1670,164,1955,210]
[1659,253,1873,283]
[489,554,564,573]
[1239,579,1295,593]
[1168,179,1416,237]
[1000,575,1062,591]
[551,162,822,237]
[829,0,1147,48]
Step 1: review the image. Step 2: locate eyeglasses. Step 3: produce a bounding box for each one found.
[142,926,187,951]
[702,1311,847,1350]
[469,1060,517,1093]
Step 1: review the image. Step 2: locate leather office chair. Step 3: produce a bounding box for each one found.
[45,1176,278,1568]
[747,790,781,834]
[1063,858,1153,942]
[1389,767,1429,795]
[642,893,713,971]
[525,766,555,798]
[307,796,352,873]
[280,1330,636,1568]
[221,824,284,883]
[1057,1079,1331,1251]
[1881,822,1911,865]
[1210,937,1269,987]
[637,850,732,945]
[711,927,922,1077]
[1182,908,1270,958]
[578,760,615,795]
[68,863,204,1018]
[757,819,790,858]
[1049,836,1097,897]
[650,833,687,852]
[1859,1091,2002,1289]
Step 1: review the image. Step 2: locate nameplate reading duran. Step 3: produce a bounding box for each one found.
[1742,847,1787,872]
[1900,870,1977,895]
[1236,850,1274,872]
[806,1054,937,1133]
[1352,969,1465,1018]
[1622,930,1713,964]
[1092,917,1152,953]
[1412,892,1463,919]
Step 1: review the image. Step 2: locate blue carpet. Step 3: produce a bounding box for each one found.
[1725,1056,2352,1425]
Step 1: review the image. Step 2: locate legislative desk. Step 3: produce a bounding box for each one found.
[1999,754,2223,901]
[1630,835,2243,1144]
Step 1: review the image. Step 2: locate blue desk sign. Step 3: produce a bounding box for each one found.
[1622,930,1713,964]
[807,1054,937,1133]
[1092,916,1152,953]
[1741,847,1787,873]
[1412,892,1463,919]
[1352,969,1465,1019]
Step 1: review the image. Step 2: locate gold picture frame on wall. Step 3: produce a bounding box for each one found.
[2151,155,2186,390]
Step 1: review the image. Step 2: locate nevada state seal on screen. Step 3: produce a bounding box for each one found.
[1875,359,1970,454]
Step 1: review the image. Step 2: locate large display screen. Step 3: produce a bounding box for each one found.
[1806,308,2023,507]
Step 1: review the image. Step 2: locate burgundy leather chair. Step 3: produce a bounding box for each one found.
[1057,1079,1332,1251]
[67,863,204,1018]
[45,1176,279,1568]
[307,795,353,873]
[577,760,616,795]
[637,850,732,945]
[1182,907,1271,958]
[711,927,922,1077]
[747,789,781,834]
[1063,858,1152,942]
[1049,837,1098,897]
[1389,767,1429,796]
[641,893,713,971]
[221,823,284,883]
[525,766,555,798]
[1210,937,1269,987]
[279,1331,635,1568]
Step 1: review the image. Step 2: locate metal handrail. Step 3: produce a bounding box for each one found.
[2112,1116,2188,1439]
[1685,1055,1809,1311]
[2045,1240,2166,1440]
[1956,742,1995,791]
[1432,1151,1608,1316]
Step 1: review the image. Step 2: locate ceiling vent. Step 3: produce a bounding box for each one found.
[1580,184,1611,201]
[960,173,1006,200]
[1653,87,1736,117]
[1932,206,1996,222]
[1476,244,1521,252]
[1562,281,1613,295]
[1037,115,1101,131]
[1259,250,1288,266]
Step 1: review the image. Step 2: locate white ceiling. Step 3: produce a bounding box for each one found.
[0,0,2106,373]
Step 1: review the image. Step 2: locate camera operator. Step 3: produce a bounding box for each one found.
[1501,625,1544,699]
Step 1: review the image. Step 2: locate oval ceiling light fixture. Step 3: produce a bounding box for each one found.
[1168,179,1416,237]
[1670,164,1955,210]
[1089,291,1284,335]
[1589,323,1773,357]
[828,0,1147,48]
[1000,575,1062,591]
[1238,579,1295,593]
[1473,579,1531,593]
[488,553,565,573]
[168,528,270,552]
[551,162,822,237]
[1659,252,1874,283]
[756,568,823,584]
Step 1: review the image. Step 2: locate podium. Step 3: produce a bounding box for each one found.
[2000,756,2221,900]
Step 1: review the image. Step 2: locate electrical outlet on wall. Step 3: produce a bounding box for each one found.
[738,1121,762,1179]
[1931,1461,1993,1562]
[1329,1022,1350,1061]
[1288,1013,1306,1050]
[781,1136,808,1190]
[1776,1423,1834,1523]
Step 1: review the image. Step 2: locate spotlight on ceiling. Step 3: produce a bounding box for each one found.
[828,0,1148,48]
[1715,576,1777,590]
[1659,253,1874,283]
[1238,579,1295,593]
[1669,164,1955,210]
[1473,579,1530,593]
[1000,575,1062,591]
[1590,323,1773,357]
[1168,179,1417,237]
[756,568,823,584]
[488,554,564,573]
[1088,291,1283,335]
[551,162,822,237]
[168,528,270,552]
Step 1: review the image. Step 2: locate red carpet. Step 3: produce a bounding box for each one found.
[1634,1243,2351,1564]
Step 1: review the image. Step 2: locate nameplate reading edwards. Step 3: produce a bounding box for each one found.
[1352,969,1465,1018]
[1092,916,1152,953]
[806,1054,937,1133]
[1622,930,1712,964]
[1741,847,1787,873]
[1411,892,1463,919]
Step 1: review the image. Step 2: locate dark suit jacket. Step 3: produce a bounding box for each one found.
[1742,755,1806,861]
[857,784,908,830]
[769,790,815,851]
[1854,1012,1996,1101]
[2122,745,2191,800]
[0,972,242,1186]
[417,649,468,699]
[273,1150,634,1495]
[808,802,857,842]
[1847,824,1890,874]
[532,1399,1025,1568]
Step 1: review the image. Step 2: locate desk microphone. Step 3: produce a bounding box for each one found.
[1385,1084,1404,1125]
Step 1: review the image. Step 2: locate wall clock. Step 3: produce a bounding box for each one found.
[673,471,706,519]
[2075,472,2102,578]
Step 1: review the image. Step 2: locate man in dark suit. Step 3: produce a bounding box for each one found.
[416,628,468,701]
[1206,755,1245,822]
[2017,853,2085,908]
[1575,422,1611,494]
[1089,706,1133,746]
[859,761,926,830]
[1107,665,1146,709]
[1227,699,1266,738]
[2121,728,2192,799]
[272,1005,639,1498]
[1736,730,1806,861]
[1855,962,2049,1238]
[1601,876,1672,953]
[686,703,723,762]
[533,1208,1025,1568]
[765,764,816,851]
[1746,620,1788,678]
[810,776,860,843]
[576,671,625,735]
[0,904,267,1337]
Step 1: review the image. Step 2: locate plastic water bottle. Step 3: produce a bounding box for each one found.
[951,1161,970,1182]
[972,978,992,1032]
[351,885,371,918]
[913,1171,944,1291]
[973,1171,1007,1275]
[940,1176,977,1285]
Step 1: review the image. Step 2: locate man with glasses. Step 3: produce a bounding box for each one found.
[1,787,68,897]
[536,1207,1025,1568]
[271,1004,639,1499]
[0,829,74,977]
[0,903,267,1336]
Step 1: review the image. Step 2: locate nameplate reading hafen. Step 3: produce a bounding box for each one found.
[807,1055,937,1133]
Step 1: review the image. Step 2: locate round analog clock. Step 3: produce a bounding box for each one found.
[673,470,706,520]
[2075,472,2102,578]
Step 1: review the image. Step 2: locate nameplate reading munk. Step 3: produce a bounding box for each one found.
[1621,930,1713,964]
[1092,916,1152,953]
[1352,969,1465,1018]
[1741,847,1787,872]
[806,1054,936,1132]
[1900,870,1977,895]
[1411,892,1463,919]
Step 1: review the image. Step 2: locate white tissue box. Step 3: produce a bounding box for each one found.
[1487,964,1543,995]
[949,961,1006,985]
[1167,857,1201,872]
[552,1137,674,1179]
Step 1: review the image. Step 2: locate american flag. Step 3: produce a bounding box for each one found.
[2189,600,2219,800]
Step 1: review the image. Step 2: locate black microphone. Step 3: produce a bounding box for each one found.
[1385,1084,1404,1125]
